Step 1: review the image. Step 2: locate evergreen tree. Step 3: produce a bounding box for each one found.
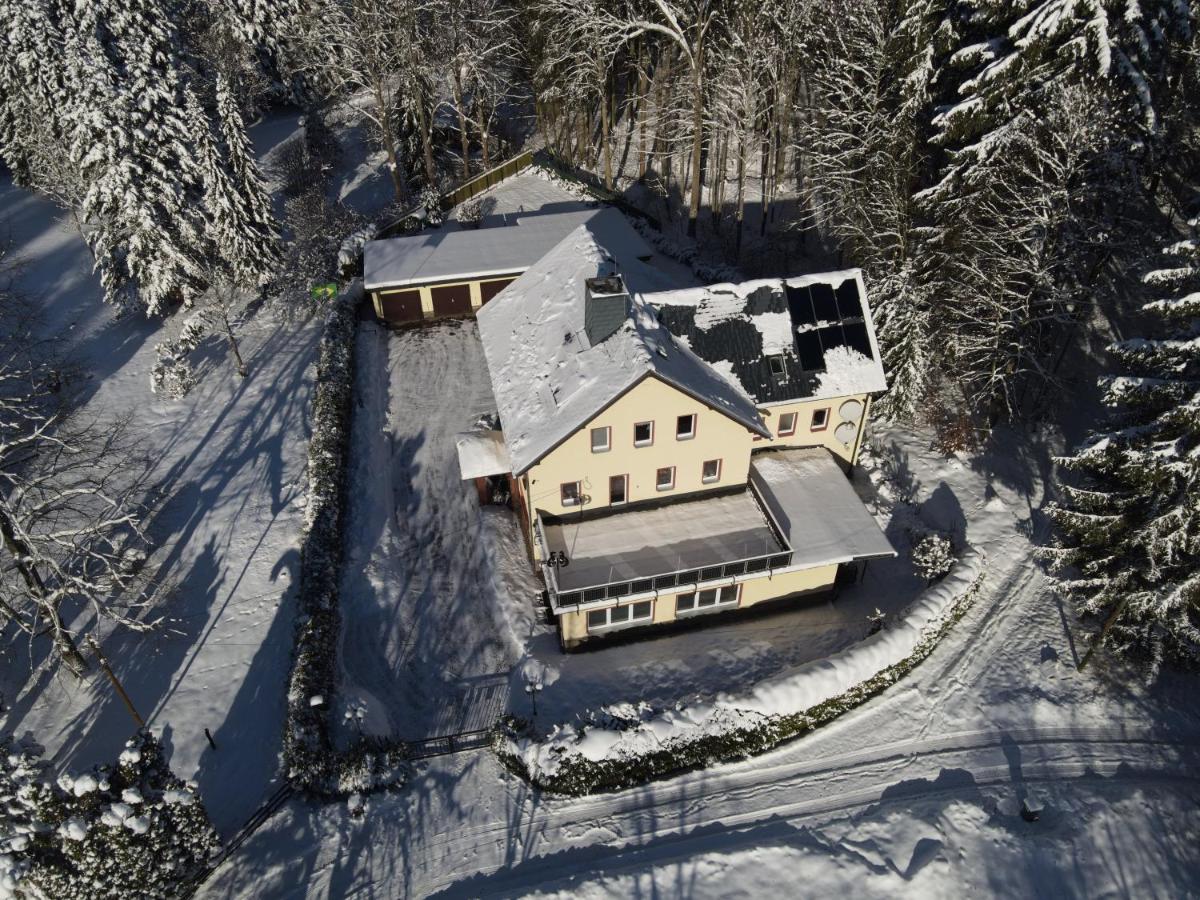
[1044,224,1200,672]
[67,0,209,313]
[206,79,281,283]
[0,0,70,189]
[0,730,220,898]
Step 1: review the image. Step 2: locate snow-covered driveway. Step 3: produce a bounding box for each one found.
[336,321,543,742]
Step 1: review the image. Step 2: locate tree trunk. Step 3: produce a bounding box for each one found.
[601,74,613,190]
[376,85,408,203]
[415,98,437,187]
[637,42,649,179]
[0,504,87,675]
[221,312,247,377]
[735,130,747,259]
[452,68,471,179]
[711,132,729,231]
[687,60,704,238]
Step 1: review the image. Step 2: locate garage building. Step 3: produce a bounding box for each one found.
[365,207,652,324]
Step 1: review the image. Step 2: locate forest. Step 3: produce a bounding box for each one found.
[1,0,1197,697]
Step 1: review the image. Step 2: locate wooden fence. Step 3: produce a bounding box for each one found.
[440,150,535,210]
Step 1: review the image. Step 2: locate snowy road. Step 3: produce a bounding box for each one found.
[203,424,1200,897]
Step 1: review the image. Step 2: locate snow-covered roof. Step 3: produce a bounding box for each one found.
[477,208,771,475]
[645,271,888,405]
[364,209,612,290]
[455,430,511,479]
[750,448,896,567]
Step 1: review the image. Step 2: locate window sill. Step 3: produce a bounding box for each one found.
[588,616,653,634]
[676,601,738,618]
[675,434,695,442]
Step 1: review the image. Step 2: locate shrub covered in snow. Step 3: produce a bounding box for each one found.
[911,532,955,583]
[0,730,219,899]
[456,197,483,227]
[628,216,741,285]
[419,186,444,227]
[497,550,985,796]
[281,282,407,795]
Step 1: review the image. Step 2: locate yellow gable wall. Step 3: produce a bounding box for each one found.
[525,375,757,518]
[753,393,871,467]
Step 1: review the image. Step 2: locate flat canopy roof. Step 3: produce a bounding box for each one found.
[455,430,511,479]
[364,209,606,291]
[750,448,896,567]
[543,490,783,592]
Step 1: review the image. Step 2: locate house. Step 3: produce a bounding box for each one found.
[363,205,653,324]
[459,208,896,649]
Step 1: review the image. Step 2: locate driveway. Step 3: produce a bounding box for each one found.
[336,320,546,742]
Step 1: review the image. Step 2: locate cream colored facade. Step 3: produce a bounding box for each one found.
[524,374,757,520]
[557,562,839,647]
[754,393,872,467]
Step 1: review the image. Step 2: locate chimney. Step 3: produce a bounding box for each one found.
[584,272,629,346]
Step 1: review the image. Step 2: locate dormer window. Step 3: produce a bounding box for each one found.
[768,355,787,379]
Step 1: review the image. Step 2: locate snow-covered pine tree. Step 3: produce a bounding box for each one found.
[66,0,210,314]
[918,0,1193,420]
[1,731,220,899]
[209,79,281,284]
[797,0,941,421]
[0,0,71,191]
[1044,224,1200,672]
[213,0,306,103]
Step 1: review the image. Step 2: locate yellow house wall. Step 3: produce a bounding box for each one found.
[557,563,839,645]
[525,375,757,520]
[754,393,871,467]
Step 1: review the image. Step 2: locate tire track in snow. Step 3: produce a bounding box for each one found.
[408,722,1200,893]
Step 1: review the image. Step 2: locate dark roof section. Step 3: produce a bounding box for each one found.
[648,273,885,405]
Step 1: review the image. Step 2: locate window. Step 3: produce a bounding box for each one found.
[810,408,830,431]
[702,459,721,483]
[587,600,654,632]
[634,421,654,447]
[768,355,787,378]
[609,474,627,505]
[778,412,797,437]
[656,466,675,491]
[560,481,581,506]
[676,413,696,440]
[590,426,611,452]
[676,584,739,614]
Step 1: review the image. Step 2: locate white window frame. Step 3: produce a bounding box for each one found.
[655,466,675,491]
[676,413,697,441]
[586,600,654,633]
[609,473,628,505]
[701,458,722,484]
[810,408,830,432]
[778,412,797,437]
[590,426,611,453]
[634,420,654,447]
[675,584,740,616]
[561,481,582,507]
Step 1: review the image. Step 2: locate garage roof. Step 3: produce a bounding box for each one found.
[455,429,512,479]
[364,209,615,291]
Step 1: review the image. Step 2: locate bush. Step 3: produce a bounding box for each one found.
[912,533,955,583]
[280,283,408,795]
[1,730,220,899]
[457,197,483,227]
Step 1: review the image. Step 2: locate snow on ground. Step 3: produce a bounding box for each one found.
[0,111,332,836]
[202,417,1200,897]
[335,321,541,742]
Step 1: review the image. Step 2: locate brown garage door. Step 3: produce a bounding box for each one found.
[478,277,516,305]
[377,289,423,323]
[430,283,474,317]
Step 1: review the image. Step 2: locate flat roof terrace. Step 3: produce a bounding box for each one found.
[542,490,785,594]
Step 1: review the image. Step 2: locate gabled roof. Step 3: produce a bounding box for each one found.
[643,272,888,405]
[364,208,609,290]
[477,209,771,475]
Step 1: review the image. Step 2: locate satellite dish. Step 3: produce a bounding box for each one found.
[835,421,857,445]
[839,399,863,422]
